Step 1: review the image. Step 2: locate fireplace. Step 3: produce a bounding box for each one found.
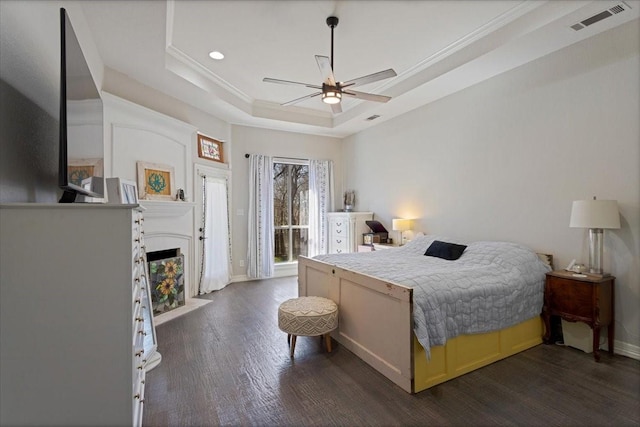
[147,248,185,315]
[137,200,211,324]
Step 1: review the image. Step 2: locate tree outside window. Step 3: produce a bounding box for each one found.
[273,162,309,263]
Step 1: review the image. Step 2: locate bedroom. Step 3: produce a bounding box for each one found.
[1,0,638,425]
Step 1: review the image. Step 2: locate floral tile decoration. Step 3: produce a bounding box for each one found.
[149,254,185,315]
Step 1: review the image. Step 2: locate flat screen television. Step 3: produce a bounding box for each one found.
[59,8,104,203]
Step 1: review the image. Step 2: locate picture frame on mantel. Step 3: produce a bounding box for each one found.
[136,161,176,201]
[106,177,138,204]
[197,133,224,163]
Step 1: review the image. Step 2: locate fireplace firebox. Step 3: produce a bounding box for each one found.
[147,248,185,315]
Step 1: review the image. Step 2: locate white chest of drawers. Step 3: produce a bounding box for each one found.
[327,212,374,254]
[0,204,158,427]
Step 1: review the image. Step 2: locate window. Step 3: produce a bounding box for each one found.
[273,161,309,263]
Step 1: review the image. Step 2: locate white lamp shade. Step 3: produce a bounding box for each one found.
[392,219,411,231]
[569,200,620,229]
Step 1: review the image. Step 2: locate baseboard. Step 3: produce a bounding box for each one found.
[612,340,640,360]
[231,274,251,282]
[231,264,297,283]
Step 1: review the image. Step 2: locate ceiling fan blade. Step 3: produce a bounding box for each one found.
[342,69,397,88]
[342,90,391,103]
[315,55,336,86]
[281,92,322,107]
[263,77,322,90]
[330,102,342,114]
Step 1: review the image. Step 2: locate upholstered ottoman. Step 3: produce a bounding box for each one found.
[278,296,338,358]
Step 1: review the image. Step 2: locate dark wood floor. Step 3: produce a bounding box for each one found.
[143,277,640,427]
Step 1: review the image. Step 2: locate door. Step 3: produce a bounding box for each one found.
[194,164,232,294]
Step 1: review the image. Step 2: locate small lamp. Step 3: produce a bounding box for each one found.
[392,219,411,246]
[569,197,620,275]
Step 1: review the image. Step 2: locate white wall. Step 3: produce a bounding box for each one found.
[342,21,640,354]
[230,125,343,280]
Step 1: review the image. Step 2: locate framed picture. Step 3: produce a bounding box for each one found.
[136,161,176,200]
[197,133,224,163]
[68,158,104,186]
[106,178,138,204]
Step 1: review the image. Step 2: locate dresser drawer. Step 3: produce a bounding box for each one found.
[133,369,145,426]
[330,237,349,253]
[330,220,348,236]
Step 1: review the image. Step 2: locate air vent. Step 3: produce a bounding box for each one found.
[569,3,631,31]
[366,115,380,121]
[610,4,625,14]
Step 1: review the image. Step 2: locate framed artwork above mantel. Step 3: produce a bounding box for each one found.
[136,161,176,201]
[197,133,224,163]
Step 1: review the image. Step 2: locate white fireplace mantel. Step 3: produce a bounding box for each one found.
[139,200,195,218]
[138,199,196,298]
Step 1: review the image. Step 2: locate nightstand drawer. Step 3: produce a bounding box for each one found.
[546,276,593,320]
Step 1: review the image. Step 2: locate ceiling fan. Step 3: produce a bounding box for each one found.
[263,16,397,113]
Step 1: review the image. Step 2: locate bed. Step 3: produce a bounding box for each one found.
[297,234,552,393]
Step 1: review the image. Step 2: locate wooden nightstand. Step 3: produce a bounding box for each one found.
[542,270,615,362]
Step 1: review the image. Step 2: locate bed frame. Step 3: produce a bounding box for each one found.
[298,255,544,393]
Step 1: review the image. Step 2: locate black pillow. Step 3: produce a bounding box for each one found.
[424,240,467,261]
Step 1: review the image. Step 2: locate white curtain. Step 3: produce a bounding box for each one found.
[199,175,231,294]
[247,154,274,279]
[308,159,334,257]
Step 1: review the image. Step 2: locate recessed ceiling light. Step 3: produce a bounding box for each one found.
[208,51,224,60]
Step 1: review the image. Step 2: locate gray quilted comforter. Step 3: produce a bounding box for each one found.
[314,235,551,357]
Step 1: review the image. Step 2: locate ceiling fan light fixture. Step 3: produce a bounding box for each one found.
[322,90,341,104]
[263,16,396,110]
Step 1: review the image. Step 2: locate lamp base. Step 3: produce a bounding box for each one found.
[588,228,604,275]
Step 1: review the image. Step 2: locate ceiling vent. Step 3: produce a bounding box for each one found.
[365,115,381,121]
[570,2,631,31]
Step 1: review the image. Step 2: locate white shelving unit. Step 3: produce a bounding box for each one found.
[0,204,158,427]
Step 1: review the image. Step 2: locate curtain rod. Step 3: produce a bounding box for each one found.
[244,153,308,161]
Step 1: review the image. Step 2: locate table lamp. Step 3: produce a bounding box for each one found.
[392,219,411,246]
[569,197,620,275]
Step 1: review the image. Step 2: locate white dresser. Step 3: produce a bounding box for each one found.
[0,204,158,427]
[327,212,374,254]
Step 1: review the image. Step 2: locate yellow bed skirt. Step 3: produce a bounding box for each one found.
[413,316,543,393]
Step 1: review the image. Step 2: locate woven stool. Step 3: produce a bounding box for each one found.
[278,296,338,358]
